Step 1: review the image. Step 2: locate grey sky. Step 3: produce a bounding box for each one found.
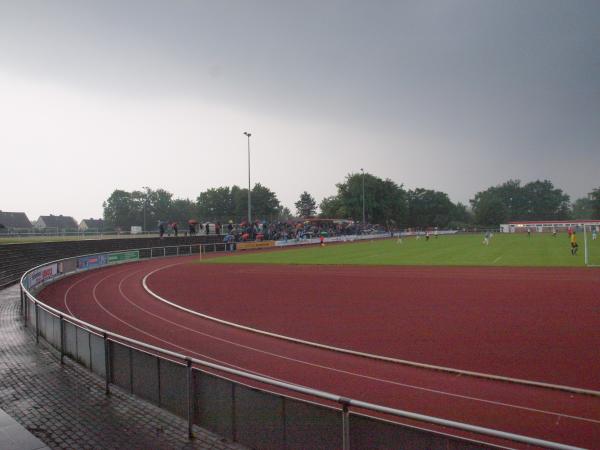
[1,1,599,221]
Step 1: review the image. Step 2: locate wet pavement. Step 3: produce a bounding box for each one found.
[0,285,246,449]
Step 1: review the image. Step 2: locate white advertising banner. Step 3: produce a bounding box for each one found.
[28,263,59,288]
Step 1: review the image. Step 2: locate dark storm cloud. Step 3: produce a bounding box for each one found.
[1,0,599,204]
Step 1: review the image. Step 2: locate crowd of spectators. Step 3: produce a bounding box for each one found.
[223,219,380,242]
[157,218,387,242]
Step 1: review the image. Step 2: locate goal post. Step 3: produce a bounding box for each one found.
[584,224,599,267]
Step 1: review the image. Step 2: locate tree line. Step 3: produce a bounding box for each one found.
[102,176,600,230]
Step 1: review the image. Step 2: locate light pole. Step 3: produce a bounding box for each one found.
[361,168,366,229]
[244,132,252,225]
[142,186,150,233]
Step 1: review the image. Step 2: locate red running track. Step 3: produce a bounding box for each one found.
[146,263,600,391]
[38,256,600,448]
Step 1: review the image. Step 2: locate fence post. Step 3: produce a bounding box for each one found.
[23,293,28,327]
[59,315,65,364]
[340,398,350,450]
[104,333,111,395]
[187,358,194,439]
[34,302,40,344]
[19,286,24,317]
[157,358,162,407]
[584,224,589,265]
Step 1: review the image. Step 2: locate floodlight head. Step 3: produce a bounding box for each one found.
[244,131,251,137]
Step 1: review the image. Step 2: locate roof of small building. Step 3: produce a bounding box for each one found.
[37,214,79,229]
[80,218,105,228]
[0,211,33,229]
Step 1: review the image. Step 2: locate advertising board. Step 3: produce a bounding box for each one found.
[107,250,139,264]
[77,254,108,269]
[28,263,59,288]
[236,241,276,250]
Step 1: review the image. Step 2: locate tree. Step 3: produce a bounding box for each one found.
[295,191,317,217]
[521,180,570,220]
[197,187,234,222]
[334,172,408,226]
[449,202,472,228]
[197,183,282,223]
[103,190,138,229]
[570,197,593,219]
[147,188,174,223]
[170,199,198,225]
[590,187,600,219]
[250,183,281,222]
[474,196,508,226]
[319,196,345,218]
[407,188,455,228]
[470,179,570,225]
[277,206,293,221]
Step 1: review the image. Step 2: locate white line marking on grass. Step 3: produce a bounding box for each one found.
[493,256,502,263]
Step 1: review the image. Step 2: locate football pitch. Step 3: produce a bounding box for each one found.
[204,233,600,267]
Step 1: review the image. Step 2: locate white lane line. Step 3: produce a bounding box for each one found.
[100,266,600,425]
[91,269,289,384]
[142,263,600,398]
[63,272,98,317]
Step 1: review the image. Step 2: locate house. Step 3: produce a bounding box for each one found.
[35,215,79,231]
[79,218,105,231]
[0,211,33,231]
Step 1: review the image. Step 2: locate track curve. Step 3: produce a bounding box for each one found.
[38,256,600,448]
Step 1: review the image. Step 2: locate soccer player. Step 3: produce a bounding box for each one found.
[483,231,490,245]
[593,227,598,241]
[570,232,578,256]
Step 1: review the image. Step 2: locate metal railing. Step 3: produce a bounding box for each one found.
[18,243,582,450]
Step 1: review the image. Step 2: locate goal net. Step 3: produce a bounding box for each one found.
[584,224,600,267]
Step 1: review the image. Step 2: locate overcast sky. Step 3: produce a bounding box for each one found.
[1,0,599,221]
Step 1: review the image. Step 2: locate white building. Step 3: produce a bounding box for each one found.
[500,220,600,233]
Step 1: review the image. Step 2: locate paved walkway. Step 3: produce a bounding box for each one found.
[0,407,48,450]
[0,285,246,449]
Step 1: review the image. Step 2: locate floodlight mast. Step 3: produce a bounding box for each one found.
[361,168,366,229]
[142,186,150,233]
[244,132,252,225]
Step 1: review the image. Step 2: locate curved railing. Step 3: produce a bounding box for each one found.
[18,243,582,450]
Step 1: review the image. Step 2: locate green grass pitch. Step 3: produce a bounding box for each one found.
[202,233,600,267]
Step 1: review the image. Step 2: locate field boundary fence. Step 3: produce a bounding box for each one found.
[18,242,581,450]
